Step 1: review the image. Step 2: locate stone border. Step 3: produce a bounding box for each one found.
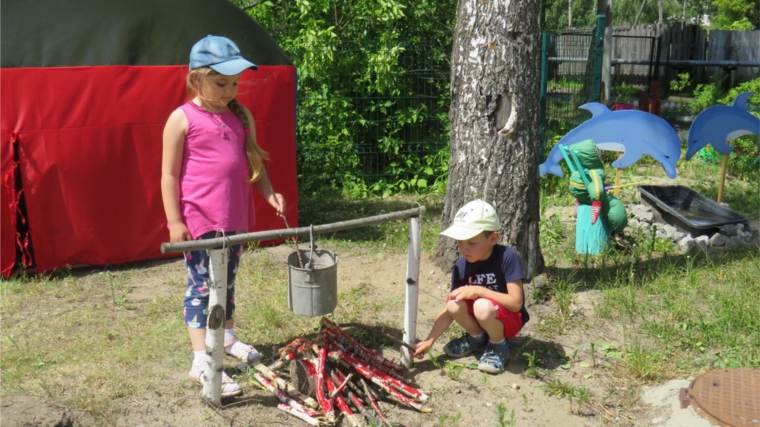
[626,203,760,253]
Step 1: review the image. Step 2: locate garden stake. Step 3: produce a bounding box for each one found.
[717,153,728,203]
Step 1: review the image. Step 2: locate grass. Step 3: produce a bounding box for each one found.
[0,270,187,424]
[598,250,760,375]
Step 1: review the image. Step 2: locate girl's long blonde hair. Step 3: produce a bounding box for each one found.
[187,68,270,183]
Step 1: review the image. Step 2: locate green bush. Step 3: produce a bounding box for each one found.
[239,0,456,197]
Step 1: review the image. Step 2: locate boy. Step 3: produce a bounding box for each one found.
[414,200,529,374]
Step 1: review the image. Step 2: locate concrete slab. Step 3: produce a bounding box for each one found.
[641,379,718,427]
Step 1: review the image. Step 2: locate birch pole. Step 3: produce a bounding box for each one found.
[203,247,228,405]
[402,214,421,368]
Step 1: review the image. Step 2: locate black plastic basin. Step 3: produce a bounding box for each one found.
[637,185,749,236]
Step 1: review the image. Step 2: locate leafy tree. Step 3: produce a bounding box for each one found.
[710,0,759,29]
[612,0,707,25]
[543,0,598,30]
[542,0,717,28]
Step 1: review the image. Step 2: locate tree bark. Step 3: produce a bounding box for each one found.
[435,0,544,281]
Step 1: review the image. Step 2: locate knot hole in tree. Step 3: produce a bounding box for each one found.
[207,305,225,330]
[490,93,512,130]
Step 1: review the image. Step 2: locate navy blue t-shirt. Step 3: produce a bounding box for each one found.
[450,244,530,325]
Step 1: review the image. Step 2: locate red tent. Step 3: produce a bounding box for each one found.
[1,0,298,276]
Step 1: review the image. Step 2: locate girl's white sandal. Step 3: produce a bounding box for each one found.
[189,364,243,397]
[224,338,261,362]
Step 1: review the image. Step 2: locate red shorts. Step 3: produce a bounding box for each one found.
[449,297,523,339]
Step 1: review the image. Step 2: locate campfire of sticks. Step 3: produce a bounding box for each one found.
[250,317,430,426]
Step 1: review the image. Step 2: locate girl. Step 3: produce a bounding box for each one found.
[161,35,285,397]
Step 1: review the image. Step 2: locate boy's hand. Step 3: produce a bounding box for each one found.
[449,285,482,302]
[413,339,434,359]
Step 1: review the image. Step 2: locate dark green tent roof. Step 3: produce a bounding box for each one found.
[1,0,292,68]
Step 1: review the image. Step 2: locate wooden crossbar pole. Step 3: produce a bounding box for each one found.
[161,207,427,254]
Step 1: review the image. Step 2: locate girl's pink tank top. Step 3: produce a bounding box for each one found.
[178,102,254,239]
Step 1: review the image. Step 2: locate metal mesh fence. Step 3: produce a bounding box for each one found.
[539,17,605,151]
[294,43,450,192]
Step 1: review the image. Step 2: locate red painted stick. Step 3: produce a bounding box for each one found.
[316,345,336,423]
[280,337,308,357]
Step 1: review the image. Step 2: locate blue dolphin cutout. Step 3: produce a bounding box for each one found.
[539,103,682,179]
[685,92,759,160]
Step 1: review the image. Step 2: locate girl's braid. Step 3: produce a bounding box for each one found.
[228,98,270,183]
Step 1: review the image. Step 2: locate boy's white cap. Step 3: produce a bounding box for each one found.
[440,200,500,241]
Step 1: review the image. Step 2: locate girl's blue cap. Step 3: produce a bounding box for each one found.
[189,35,258,75]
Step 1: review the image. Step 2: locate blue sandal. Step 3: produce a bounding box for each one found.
[443,334,487,358]
[478,341,510,374]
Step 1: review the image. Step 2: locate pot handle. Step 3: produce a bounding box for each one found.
[307,225,315,270]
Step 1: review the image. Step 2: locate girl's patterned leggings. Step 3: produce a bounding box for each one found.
[182,231,242,329]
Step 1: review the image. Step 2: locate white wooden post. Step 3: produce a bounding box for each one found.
[203,247,228,405]
[401,215,421,368]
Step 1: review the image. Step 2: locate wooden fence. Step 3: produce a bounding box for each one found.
[612,24,759,88]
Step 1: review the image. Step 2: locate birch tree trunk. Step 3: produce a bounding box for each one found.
[434,0,544,281]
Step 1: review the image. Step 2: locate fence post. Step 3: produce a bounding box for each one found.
[401,214,421,368]
[593,14,606,103]
[602,15,613,103]
[539,33,550,158]
[203,247,228,405]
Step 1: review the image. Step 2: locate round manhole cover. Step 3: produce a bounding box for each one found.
[679,368,760,427]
